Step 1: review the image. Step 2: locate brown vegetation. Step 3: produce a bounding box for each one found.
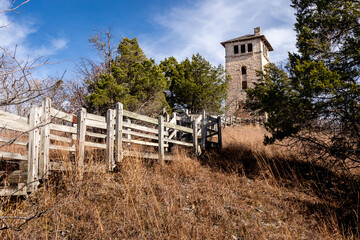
[0,125,359,239]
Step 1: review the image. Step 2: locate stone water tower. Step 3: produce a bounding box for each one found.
[221,27,273,116]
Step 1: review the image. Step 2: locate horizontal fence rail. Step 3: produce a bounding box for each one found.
[222,115,267,127]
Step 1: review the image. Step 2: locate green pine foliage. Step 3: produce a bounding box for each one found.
[247,0,360,165]
[161,54,228,114]
[86,38,168,116]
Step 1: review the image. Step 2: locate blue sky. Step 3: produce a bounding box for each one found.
[0,0,297,80]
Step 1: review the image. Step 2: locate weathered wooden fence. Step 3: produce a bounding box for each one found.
[222,115,266,127]
[0,98,222,196]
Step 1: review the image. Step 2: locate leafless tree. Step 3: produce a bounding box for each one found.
[62,27,118,113]
[0,46,62,115]
[89,26,117,75]
[0,1,62,116]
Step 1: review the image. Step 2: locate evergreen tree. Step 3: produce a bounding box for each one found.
[161,54,228,114]
[247,0,360,165]
[86,38,168,116]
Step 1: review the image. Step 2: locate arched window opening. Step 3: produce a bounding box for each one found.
[241,66,247,75]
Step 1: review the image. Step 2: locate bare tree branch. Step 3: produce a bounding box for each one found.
[0,0,30,14]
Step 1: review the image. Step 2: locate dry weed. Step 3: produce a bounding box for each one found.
[0,125,358,239]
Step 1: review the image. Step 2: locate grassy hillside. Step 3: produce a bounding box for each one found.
[0,125,359,239]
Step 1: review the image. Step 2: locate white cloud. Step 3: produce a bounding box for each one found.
[35,38,69,56]
[264,27,297,62]
[142,0,296,65]
[0,0,68,59]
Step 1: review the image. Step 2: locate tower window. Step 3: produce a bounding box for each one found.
[234,45,239,54]
[241,66,247,75]
[241,44,246,53]
[242,81,247,89]
[248,43,253,52]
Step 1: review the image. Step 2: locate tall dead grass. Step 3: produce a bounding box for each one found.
[0,125,358,239]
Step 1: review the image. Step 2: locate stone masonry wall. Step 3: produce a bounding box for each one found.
[225,37,269,116]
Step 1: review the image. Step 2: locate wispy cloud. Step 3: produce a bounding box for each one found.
[143,0,296,65]
[36,38,69,56]
[0,0,68,59]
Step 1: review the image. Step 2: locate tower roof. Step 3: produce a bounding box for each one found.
[221,27,273,51]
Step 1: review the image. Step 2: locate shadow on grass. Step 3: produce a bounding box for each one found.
[200,143,360,237]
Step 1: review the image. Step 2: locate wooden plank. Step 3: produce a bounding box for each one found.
[163,108,170,122]
[208,115,218,122]
[207,132,219,138]
[158,115,164,164]
[115,103,124,163]
[50,108,75,122]
[0,110,27,125]
[86,131,106,139]
[207,128,218,134]
[49,145,76,152]
[49,134,73,143]
[196,114,202,124]
[0,136,28,146]
[49,162,105,172]
[27,106,41,192]
[168,129,177,140]
[50,124,77,134]
[123,121,158,135]
[123,150,173,161]
[206,121,217,127]
[122,129,158,140]
[84,141,106,149]
[85,119,107,129]
[163,122,193,134]
[0,186,27,196]
[192,119,198,156]
[164,138,193,147]
[125,119,131,148]
[0,151,28,161]
[170,112,177,124]
[0,170,26,175]
[40,97,51,179]
[122,138,168,147]
[0,170,27,183]
[0,115,29,132]
[86,113,106,123]
[201,110,207,151]
[217,116,222,152]
[106,109,115,171]
[77,108,86,171]
[123,110,158,125]
[49,161,73,171]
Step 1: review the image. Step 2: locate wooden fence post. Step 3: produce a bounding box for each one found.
[201,110,207,151]
[158,115,164,164]
[126,119,131,148]
[170,112,177,123]
[39,97,51,178]
[115,103,123,165]
[106,109,115,171]
[192,119,198,157]
[163,108,169,122]
[27,106,41,192]
[217,116,222,153]
[77,108,87,172]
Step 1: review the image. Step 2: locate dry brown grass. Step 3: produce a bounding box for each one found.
[0,125,359,239]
